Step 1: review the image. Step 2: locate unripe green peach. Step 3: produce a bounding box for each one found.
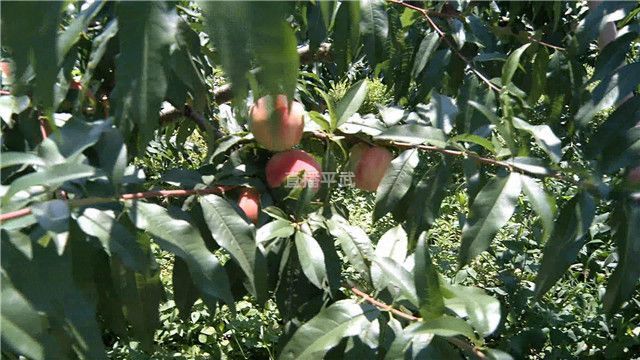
[237,188,260,224]
[351,145,393,191]
[266,149,322,191]
[249,95,305,151]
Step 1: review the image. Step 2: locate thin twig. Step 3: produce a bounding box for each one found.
[0,186,232,222]
[387,0,502,93]
[351,287,420,321]
[527,35,566,51]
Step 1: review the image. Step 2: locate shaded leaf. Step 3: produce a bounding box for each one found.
[501,43,530,86]
[198,194,268,303]
[521,176,556,241]
[130,201,234,307]
[414,233,445,320]
[3,162,95,205]
[374,149,419,220]
[335,80,368,128]
[512,117,562,163]
[603,198,640,313]
[459,172,522,265]
[372,225,408,291]
[535,192,596,297]
[575,62,640,127]
[294,228,327,289]
[279,299,379,360]
[376,124,446,147]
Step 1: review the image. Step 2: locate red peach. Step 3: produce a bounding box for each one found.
[354,146,393,191]
[237,188,260,224]
[265,149,322,191]
[249,95,305,151]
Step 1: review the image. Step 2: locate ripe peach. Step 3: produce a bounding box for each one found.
[266,149,322,191]
[627,166,640,184]
[249,95,305,151]
[352,145,393,191]
[237,188,260,224]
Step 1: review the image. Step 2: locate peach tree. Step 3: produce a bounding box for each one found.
[1,1,639,358]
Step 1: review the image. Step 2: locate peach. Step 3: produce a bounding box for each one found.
[249,95,305,151]
[237,188,260,224]
[265,149,322,191]
[351,145,393,191]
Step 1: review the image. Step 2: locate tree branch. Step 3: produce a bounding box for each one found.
[311,130,577,185]
[0,186,233,222]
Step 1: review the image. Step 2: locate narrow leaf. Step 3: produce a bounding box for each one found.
[198,195,268,302]
[279,300,379,360]
[130,201,234,307]
[535,192,596,297]
[459,172,522,265]
[374,149,419,220]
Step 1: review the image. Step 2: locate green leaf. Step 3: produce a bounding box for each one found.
[512,117,562,163]
[2,162,95,205]
[76,208,147,272]
[1,272,48,360]
[603,198,640,313]
[109,241,161,352]
[501,43,530,86]
[335,79,369,128]
[591,31,637,84]
[112,1,173,150]
[172,257,200,319]
[371,225,408,291]
[412,32,440,78]
[257,219,296,243]
[360,0,389,67]
[374,149,419,220]
[421,93,459,135]
[521,176,556,241]
[575,62,640,127]
[459,172,522,265]
[81,19,118,87]
[412,315,477,340]
[535,192,596,297]
[414,233,445,320]
[372,256,418,305]
[405,161,450,239]
[294,228,327,289]
[31,200,69,255]
[326,215,374,280]
[279,299,379,359]
[251,2,300,98]
[376,124,447,147]
[339,113,387,136]
[1,2,61,111]
[130,201,234,307]
[600,123,640,174]
[57,0,104,60]
[200,2,251,100]
[449,134,495,153]
[0,152,45,169]
[441,282,501,337]
[333,1,361,76]
[198,195,268,303]
[528,46,549,104]
[586,96,640,159]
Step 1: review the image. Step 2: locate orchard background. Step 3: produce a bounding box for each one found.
[1,0,640,359]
